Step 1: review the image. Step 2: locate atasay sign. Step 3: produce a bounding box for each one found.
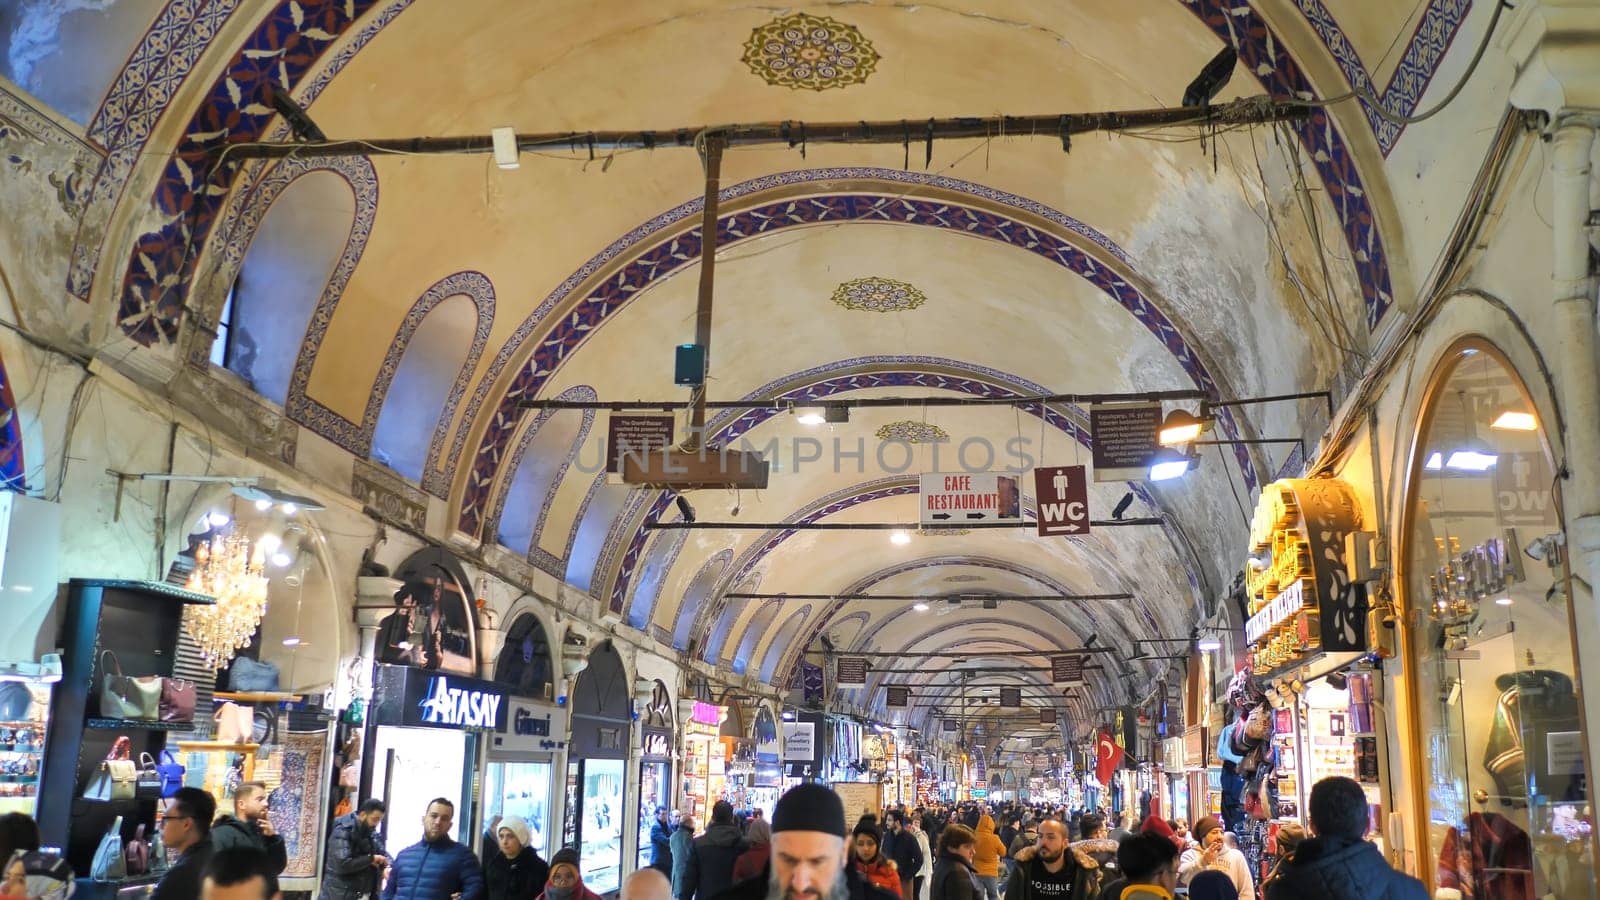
[419,676,504,728]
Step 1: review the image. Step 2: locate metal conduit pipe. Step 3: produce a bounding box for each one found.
[1549,114,1600,764]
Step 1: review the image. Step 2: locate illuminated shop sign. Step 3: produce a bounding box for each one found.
[420,676,504,728]
[493,698,567,754]
[373,665,510,731]
[692,702,721,725]
[1244,478,1368,672]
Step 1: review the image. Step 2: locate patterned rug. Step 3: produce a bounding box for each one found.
[270,730,328,878]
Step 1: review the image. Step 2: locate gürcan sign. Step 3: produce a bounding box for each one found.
[493,697,567,754]
[371,665,510,731]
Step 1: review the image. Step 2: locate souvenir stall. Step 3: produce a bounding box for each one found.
[564,641,631,896]
[1401,341,1594,899]
[719,699,755,813]
[486,613,562,858]
[680,700,726,819]
[1238,475,1377,881]
[635,680,673,872]
[828,717,864,783]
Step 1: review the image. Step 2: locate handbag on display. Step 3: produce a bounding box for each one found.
[90,816,127,881]
[124,824,150,876]
[156,749,185,798]
[159,677,196,723]
[339,760,360,789]
[100,650,160,720]
[135,754,165,800]
[83,737,137,802]
[228,657,281,692]
[214,702,255,744]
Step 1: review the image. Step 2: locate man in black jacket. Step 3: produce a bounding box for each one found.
[1265,777,1425,900]
[212,783,288,876]
[1004,820,1101,900]
[884,812,923,900]
[155,788,218,900]
[319,800,389,900]
[684,802,747,900]
[710,784,898,900]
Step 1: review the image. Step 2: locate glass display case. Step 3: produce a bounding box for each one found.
[564,758,624,895]
[0,681,49,816]
[485,761,553,855]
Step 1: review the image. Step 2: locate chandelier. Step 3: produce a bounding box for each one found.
[184,530,270,669]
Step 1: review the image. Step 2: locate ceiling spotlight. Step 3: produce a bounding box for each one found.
[1158,408,1211,446]
[206,511,231,528]
[913,602,930,612]
[1495,596,1514,606]
[1111,492,1135,520]
[1196,637,1222,652]
[256,534,282,554]
[492,126,520,170]
[675,494,696,523]
[254,498,273,511]
[280,502,298,515]
[1183,44,1237,107]
[796,411,826,426]
[270,551,293,568]
[1149,448,1197,481]
[1491,410,1538,432]
[282,637,302,647]
[890,530,912,546]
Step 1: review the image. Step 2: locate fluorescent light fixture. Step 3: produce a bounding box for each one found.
[1424,452,1444,470]
[282,637,302,647]
[1445,449,1497,471]
[492,126,519,169]
[1158,408,1210,446]
[1197,637,1222,652]
[1149,450,1194,481]
[796,412,826,426]
[913,602,930,612]
[890,530,912,545]
[254,498,273,511]
[280,502,298,515]
[1495,596,1514,607]
[1491,411,1537,432]
[207,511,231,528]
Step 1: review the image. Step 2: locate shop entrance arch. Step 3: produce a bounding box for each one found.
[566,640,630,895]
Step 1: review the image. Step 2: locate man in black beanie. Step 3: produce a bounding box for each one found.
[711,784,899,900]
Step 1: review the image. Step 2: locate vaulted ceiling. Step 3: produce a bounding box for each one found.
[7,0,1474,748]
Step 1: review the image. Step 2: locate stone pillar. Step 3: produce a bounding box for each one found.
[1505,0,1600,799]
[352,576,402,706]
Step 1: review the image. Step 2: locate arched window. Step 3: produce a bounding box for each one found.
[627,530,687,631]
[673,552,731,652]
[758,604,812,684]
[493,387,597,560]
[493,613,554,700]
[701,570,759,666]
[227,171,354,404]
[731,600,782,676]
[371,294,478,482]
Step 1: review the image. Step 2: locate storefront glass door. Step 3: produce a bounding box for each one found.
[372,726,472,851]
[565,758,626,895]
[484,761,554,855]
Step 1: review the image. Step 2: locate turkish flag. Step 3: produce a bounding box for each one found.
[1094,728,1125,785]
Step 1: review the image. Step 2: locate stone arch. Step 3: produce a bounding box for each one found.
[484,384,598,565]
[671,550,733,653]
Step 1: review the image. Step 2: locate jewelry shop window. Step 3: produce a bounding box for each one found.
[1405,341,1592,900]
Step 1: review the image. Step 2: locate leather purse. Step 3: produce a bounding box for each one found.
[135,753,164,800]
[84,737,137,801]
[90,815,127,881]
[125,824,150,876]
[228,657,281,692]
[156,749,185,798]
[159,678,195,723]
[214,702,254,744]
[100,651,160,720]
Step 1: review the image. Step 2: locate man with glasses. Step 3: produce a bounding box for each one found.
[155,787,219,900]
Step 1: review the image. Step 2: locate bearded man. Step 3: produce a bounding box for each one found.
[711,784,900,900]
[1003,820,1102,900]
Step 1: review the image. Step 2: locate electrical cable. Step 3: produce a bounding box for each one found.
[1288,0,1513,126]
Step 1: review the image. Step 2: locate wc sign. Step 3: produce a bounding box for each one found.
[1033,466,1089,537]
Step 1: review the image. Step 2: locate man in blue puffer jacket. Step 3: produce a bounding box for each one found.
[382,799,485,900]
[1264,777,1425,900]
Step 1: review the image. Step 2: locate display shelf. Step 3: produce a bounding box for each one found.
[85,718,192,731]
[213,691,302,704]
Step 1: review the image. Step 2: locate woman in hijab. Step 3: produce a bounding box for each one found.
[852,822,902,894]
[732,819,771,884]
[536,849,602,900]
[485,816,549,900]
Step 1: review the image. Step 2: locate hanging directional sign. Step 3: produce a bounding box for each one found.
[1000,687,1021,708]
[1033,465,1090,536]
[1051,655,1084,685]
[836,657,869,685]
[606,415,675,474]
[886,686,909,707]
[1039,708,1056,725]
[943,719,958,732]
[919,473,1022,526]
